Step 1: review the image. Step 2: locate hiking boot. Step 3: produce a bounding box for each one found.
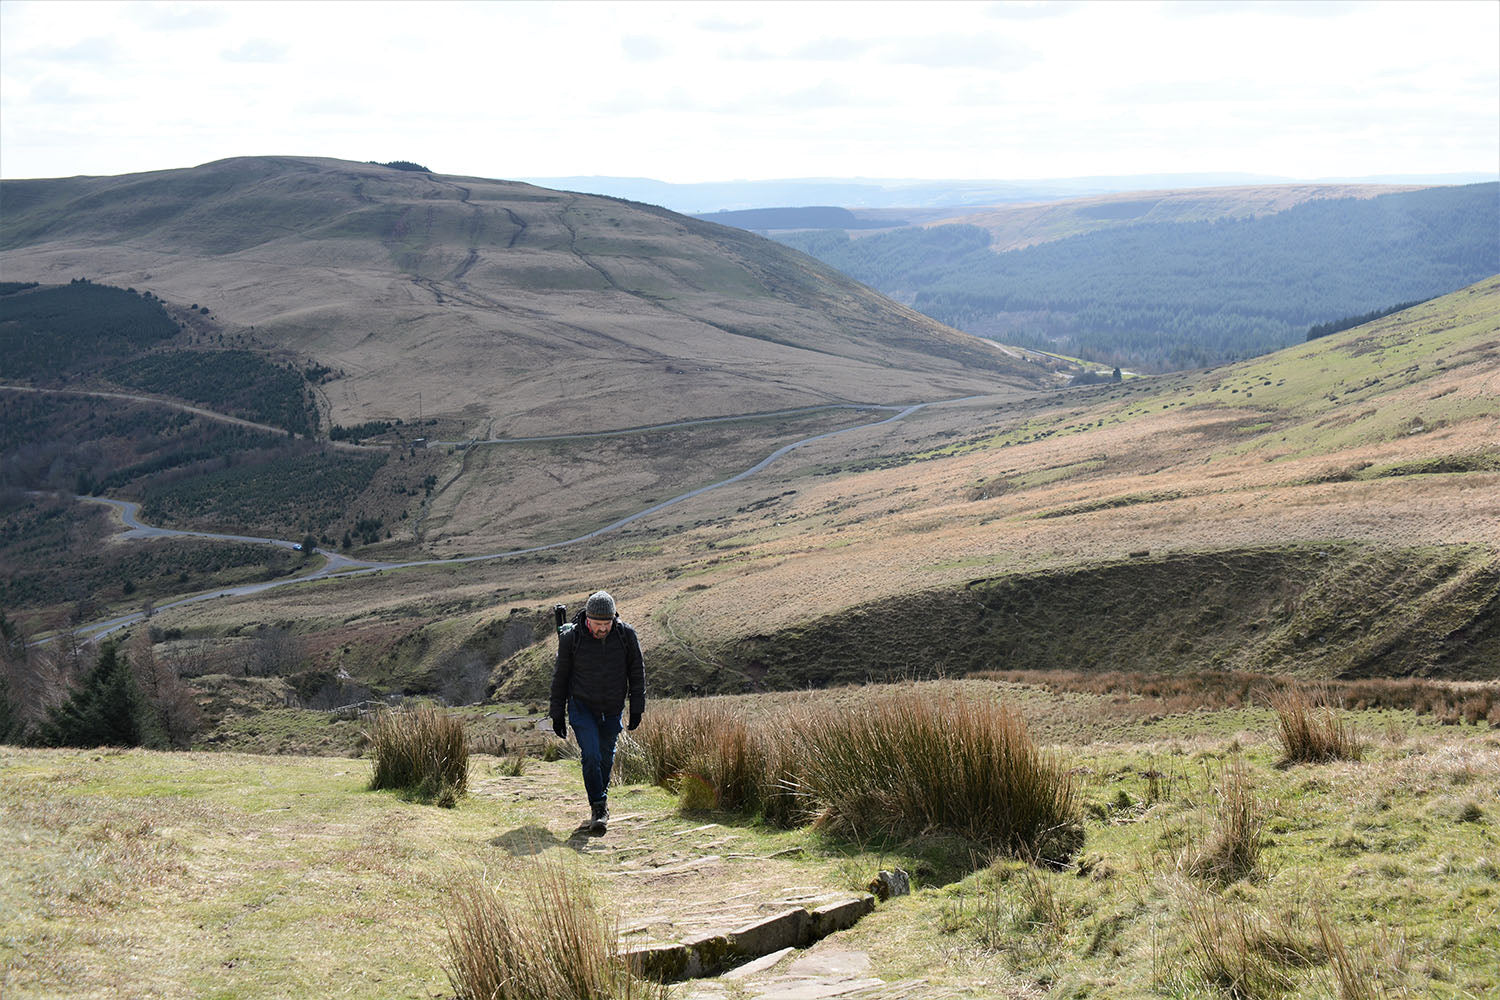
[589,802,609,834]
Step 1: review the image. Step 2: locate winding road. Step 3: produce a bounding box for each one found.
[59,398,962,640]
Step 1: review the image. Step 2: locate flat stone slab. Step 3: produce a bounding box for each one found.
[748,977,887,999]
[722,946,796,980]
[786,948,871,979]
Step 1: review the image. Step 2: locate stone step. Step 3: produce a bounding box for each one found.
[623,893,876,983]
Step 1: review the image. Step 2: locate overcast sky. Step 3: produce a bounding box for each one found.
[1,0,1496,183]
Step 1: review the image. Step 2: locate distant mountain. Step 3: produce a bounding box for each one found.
[519,173,1496,215]
[691,206,906,232]
[776,183,1500,372]
[0,157,1046,435]
[920,183,1433,252]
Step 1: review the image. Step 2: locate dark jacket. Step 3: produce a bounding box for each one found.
[550,611,646,720]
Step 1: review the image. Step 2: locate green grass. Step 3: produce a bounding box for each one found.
[3,688,1497,1000]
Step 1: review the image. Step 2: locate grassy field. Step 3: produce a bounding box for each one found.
[3,683,1496,999]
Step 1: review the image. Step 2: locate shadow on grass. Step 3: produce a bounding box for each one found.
[490,823,599,855]
[674,804,994,889]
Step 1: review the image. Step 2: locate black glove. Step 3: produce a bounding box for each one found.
[628,711,641,731]
[551,716,566,739]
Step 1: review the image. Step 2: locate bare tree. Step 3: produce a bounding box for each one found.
[128,636,202,749]
[1,618,86,741]
[248,626,304,677]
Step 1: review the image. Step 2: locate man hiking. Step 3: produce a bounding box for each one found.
[549,590,646,834]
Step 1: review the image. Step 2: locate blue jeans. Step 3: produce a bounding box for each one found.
[568,698,623,807]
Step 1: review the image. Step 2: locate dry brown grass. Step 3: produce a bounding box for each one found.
[976,669,1500,727]
[1,156,1038,438]
[444,861,667,1000]
[1179,891,1309,999]
[625,690,1082,863]
[933,183,1424,252]
[1181,758,1264,885]
[366,705,469,805]
[1272,689,1364,765]
[102,275,1500,710]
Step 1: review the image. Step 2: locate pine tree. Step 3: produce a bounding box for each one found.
[36,641,144,748]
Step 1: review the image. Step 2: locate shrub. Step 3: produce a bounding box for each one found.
[624,701,788,815]
[443,863,667,1000]
[366,706,468,805]
[794,692,1081,862]
[1272,689,1364,765]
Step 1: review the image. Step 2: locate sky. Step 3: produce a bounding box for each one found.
[1,0,1496,184]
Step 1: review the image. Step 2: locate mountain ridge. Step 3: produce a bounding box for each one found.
[0,156,1049,436]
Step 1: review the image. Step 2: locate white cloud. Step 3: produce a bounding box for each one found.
[621,34,668,62]
[984,1,1084,20]
[22,77,96,105]
[791,37,875,61]
[882,33,1039,70]
[221,39,288,64]
[0,0,1493,183]
[29,37,120,64]
[141,4,229,30]
[696,14,759,33]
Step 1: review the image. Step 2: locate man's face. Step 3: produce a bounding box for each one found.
[585,616,613,639]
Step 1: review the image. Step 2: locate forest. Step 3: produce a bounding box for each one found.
[777,184,1499,371]
[107,349,315,435]
[0,280,181,379]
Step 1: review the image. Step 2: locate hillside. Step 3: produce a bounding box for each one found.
[777,183,1499,371]
[478,277,1500,694]
[0,157,1049,436]
[34,278,1490,716]
[928,183,1426,252]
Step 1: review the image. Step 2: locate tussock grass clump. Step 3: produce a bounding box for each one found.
[1273,689,1364,765]
[366,705,468,805]
[443,863,667,1000]
[1181,893,1301,999]
[624,702,800,822]
[1181,758,1263,885]
[632,690,1081,863]
[1315,907,1387,1000]
[796,692,1081,862]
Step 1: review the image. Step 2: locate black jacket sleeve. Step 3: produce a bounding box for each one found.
[624,624,646,717]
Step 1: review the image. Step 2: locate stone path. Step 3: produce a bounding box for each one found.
[473,766,970,999]
[680,944,957,999]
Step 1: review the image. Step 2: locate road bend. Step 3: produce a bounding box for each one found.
[53,396,978,641]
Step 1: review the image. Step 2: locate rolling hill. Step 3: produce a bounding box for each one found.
[924,183,1429,252]
[38,277,1487,707]
[0,157,1050,437]
[777,183,1499,371]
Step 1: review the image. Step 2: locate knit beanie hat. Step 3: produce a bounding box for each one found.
[585,590,616,619]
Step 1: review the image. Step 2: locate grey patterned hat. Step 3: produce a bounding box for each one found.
[585,590,616,619]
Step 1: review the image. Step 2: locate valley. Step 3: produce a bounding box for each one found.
[1,157,1496,1000]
